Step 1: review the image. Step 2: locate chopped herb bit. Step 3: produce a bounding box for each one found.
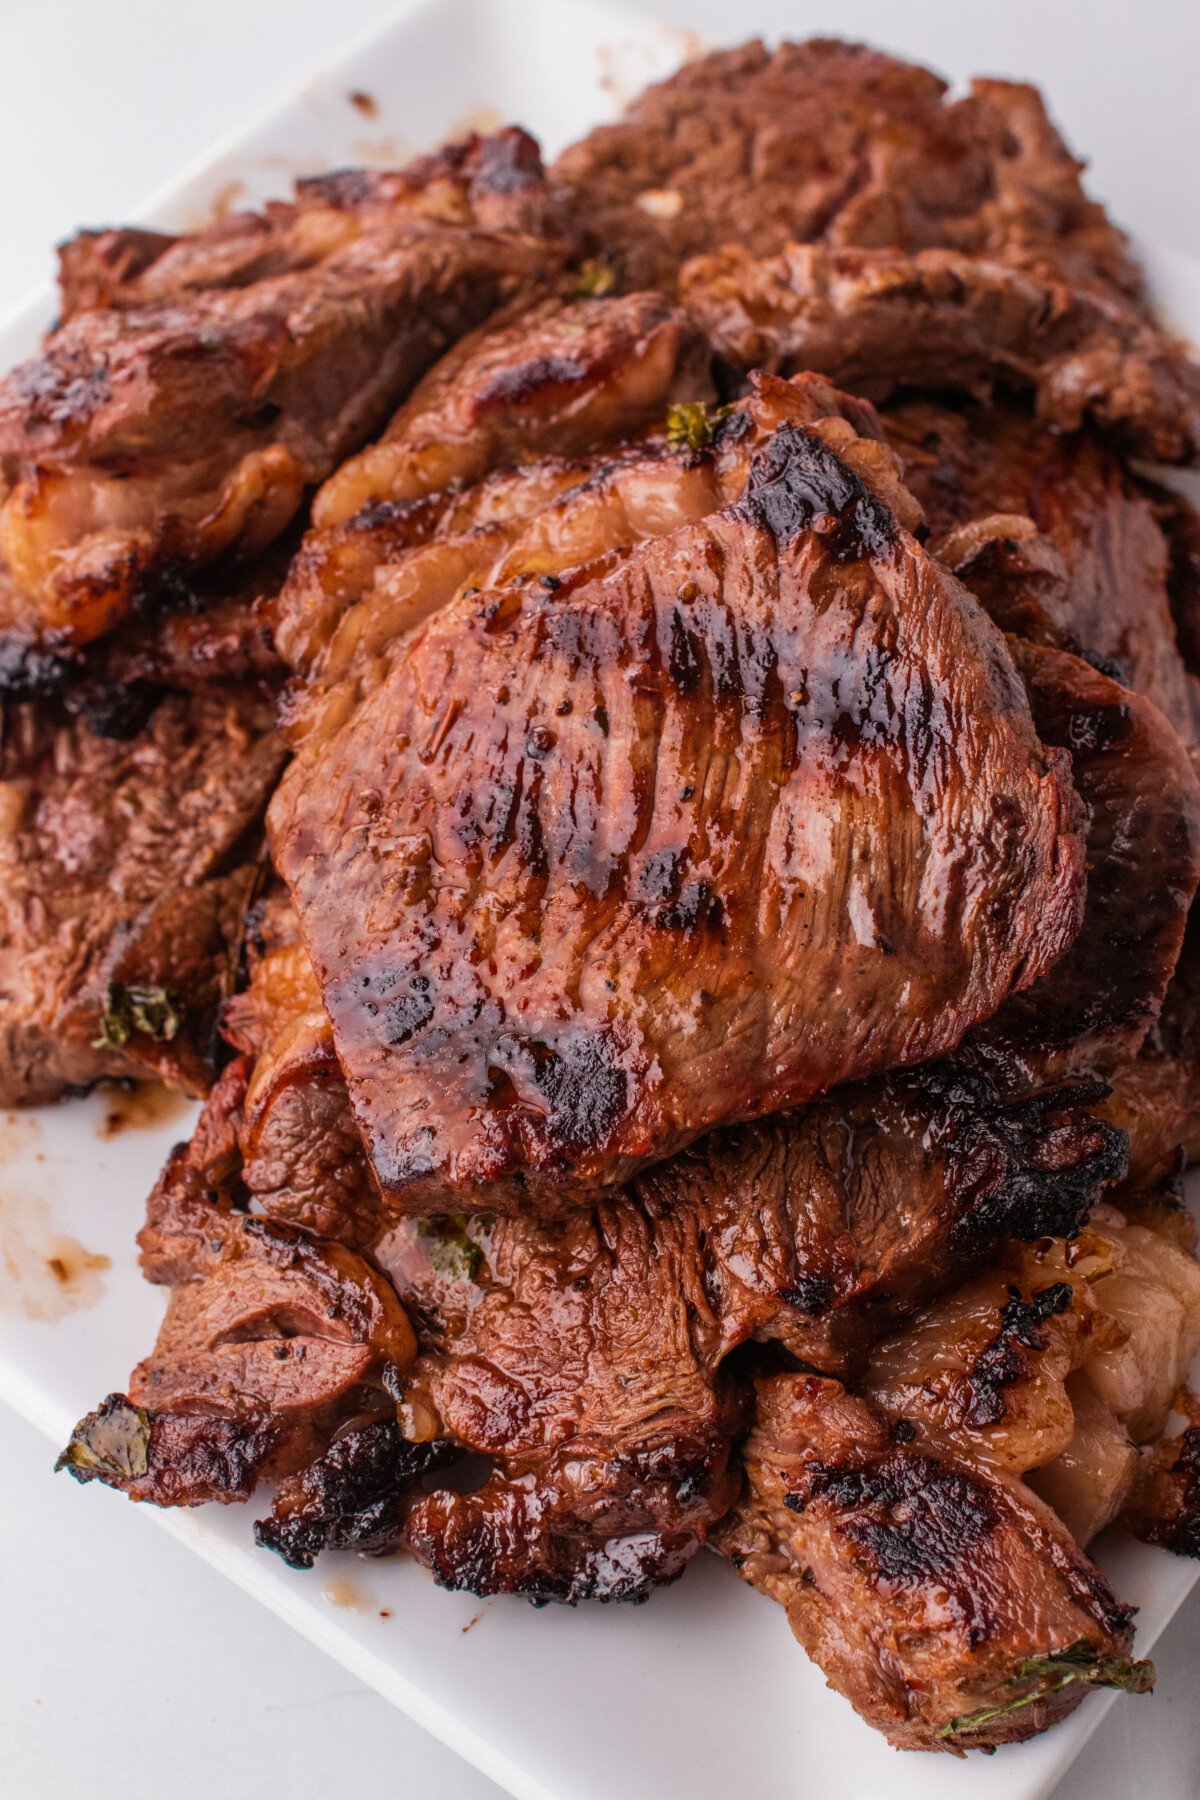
[56,1395,151,1482]
[939,1639,1155,1740]
[666,401,714,451]
[573,257,617,298]
[665,401,733,452]
[93,983,182,1051]
[418,1215,485,1283]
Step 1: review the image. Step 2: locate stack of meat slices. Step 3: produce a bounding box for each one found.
[0,128,565,1100]
[35,38,1200,1754]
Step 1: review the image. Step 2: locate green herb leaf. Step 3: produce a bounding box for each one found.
[939,1639,1155,1741]
[93,983,182,1051]
[664,400,733,452]
[572,257,618,298]
[56,1395,151,1482]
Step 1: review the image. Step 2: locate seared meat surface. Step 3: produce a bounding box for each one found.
[0,131,563,661]
[0,679,284,1101]
[43,34,1200,1760]
[59,1054,415,1505]
[272,289,716,709]
[683,244,1200,462]
[719,1372,1145,1751]
[311,288,714,528]
[884,397,1200,746]
[272,383,1085,1213]
[553,39,1142,299]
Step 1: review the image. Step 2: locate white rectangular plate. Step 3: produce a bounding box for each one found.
[2,5,1200,1799]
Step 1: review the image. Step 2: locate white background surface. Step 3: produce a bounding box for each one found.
[0,2,1198,1796]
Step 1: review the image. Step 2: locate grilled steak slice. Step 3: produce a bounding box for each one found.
[58,1057,415,1507]
[271,390,1085,1214]
[311,288,714,529]
[0,681,285,1102]
[61,859,1124,1591]
[272,290,718,713]
[884,397,1200,747]
[0,131,563,658]
[552,40,1143,301]
[251,1072,1120,1591]
[719,1371,1147,1752]
[962,641,1200,1081]
[728,1200,1198,1743]
[682,244,1200,463]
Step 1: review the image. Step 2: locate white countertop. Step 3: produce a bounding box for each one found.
[1,3,1198,1795]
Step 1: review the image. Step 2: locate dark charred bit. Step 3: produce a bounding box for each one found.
[255,1419,461,1569]
[902,1063,1130,1250]
[742,423,896,561]
[780,1276,835,1316]
[962,1283,1074,1428]
[404,1495,700,1606]
[1123,1426,1200,1558]
[62,678,166,741]
[800,1451,997,1582]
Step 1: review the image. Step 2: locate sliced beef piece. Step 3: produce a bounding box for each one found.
[223,905,382,1247]
[960,642,1200,1082]
[371,1201,749,1601]
[255,1068,1121,1592]
[883,397,1200,747]
[270,387,1086,1214]
[58,1061,415,1507]
[56,227,178,317]
[0,682,285,1102]
[862,1205,1200,1543]
[719,1372,1148,1752]
[53,138,560,321]
[272,289,722,712]
[552,40,1143,301]
[0,131,563,658]
[682,243,1200,463]
[311,288,714,529]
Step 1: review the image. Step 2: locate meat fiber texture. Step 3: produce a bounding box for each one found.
[44,33,1200,1763]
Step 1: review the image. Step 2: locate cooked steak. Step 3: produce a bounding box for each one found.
[962,641,1200,1081]
[0,680,285,1102]
[0,131,563,661]
[718,1371,1147,1752]
[272,289,717,714]
[682,244,1200,462]
[58,1056,415,1505]
[310,288,714,529]
[270,382,1085,1214]
[884,397,1200,746]
[63,882,1124,1597]
[552,40,1142,300]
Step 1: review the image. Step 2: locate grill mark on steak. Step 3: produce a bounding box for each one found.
[270,398,1086,1213]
